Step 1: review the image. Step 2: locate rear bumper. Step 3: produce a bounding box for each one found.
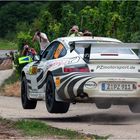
[56,73,140,102]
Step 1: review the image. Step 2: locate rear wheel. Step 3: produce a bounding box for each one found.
[96,103,111,109]
[129,103,140,113]
[95,99,111,109]
[45,75,70,113]
[21,76,37,109]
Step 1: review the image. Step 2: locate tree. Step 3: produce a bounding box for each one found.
[107,12,122,38]
[60,4,79,36]
[119,1,139,42]
[80,6,102,36]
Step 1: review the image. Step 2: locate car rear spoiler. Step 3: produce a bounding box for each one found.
[70,42,140,50]
[69,41,140,63]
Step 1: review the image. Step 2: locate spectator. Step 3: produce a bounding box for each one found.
[32,30,50,53]
[22,43,37,59]
[9,51,14,61]
[67,25,82,37]
[82,29,92,36]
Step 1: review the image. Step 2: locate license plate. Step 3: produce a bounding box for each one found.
[101,82,134,91]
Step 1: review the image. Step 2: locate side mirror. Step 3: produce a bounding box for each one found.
[34,55,40,61]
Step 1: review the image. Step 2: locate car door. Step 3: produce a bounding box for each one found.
[29,41,60,92]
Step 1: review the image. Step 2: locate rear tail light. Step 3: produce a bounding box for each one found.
[64,67,89,72]
[101,54,118,56]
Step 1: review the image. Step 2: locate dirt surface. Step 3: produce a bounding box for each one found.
[0,69,24,139]
[0,121,23,139]
[0,96,140,139]
[0,58,12,70]
[1,81,20,97]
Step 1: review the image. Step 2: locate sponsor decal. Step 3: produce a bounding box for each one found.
[47,56,80,68]
[85,81,97,89]
[96,65,135,70]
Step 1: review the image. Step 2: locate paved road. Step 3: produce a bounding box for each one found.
[0,69,140,139]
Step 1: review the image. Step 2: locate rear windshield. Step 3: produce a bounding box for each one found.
[75,47,133,54]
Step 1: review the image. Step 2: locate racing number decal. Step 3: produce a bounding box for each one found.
[54,44,63,59]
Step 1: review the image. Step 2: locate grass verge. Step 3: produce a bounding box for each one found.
[0,70,20,96]
[15,119,109,140]
[0,39,17,50]
[0,118,109,140]
[1,70,19,86]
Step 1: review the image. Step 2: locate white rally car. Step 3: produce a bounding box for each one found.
[21,36,140,113]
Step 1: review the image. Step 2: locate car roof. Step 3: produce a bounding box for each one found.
[57,36,122,44]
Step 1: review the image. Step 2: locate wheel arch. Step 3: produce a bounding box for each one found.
[21,71,25,79]
[46,71,53,79]
[46,71,57,99]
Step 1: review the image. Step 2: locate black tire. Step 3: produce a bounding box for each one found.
[45,74,70,113]
[129,103,140,113]
[96,103,111,109]
[21,76,37,109]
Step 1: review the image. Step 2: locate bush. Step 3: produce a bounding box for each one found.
[15,31,40,75]
[17,31,32,53]
[131,32,140,43]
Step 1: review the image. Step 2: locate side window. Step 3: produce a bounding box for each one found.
[41,42,58,60]
[53,43,67,59]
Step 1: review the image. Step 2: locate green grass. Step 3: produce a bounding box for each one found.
[15,120,93,139]
[0,70,19,93]
[0,39,17,50]
[15,119,109,140]
[0,70,19,85]
[0,105,110,140]
[0,118,109,139]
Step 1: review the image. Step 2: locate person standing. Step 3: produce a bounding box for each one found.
[21,44,37,58]
[82,29,92,36]
[32,30,50,53]
[67,25,82,37]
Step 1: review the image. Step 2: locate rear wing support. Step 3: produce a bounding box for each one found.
[84,44,91,63]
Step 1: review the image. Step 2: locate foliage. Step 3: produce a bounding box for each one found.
[17,31,32,52]
[15,31,39,75]
[0,39,17,50]
[0,1,139,43]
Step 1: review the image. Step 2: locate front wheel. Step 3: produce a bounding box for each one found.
[21,76,37,109]
[45,75,70,113]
